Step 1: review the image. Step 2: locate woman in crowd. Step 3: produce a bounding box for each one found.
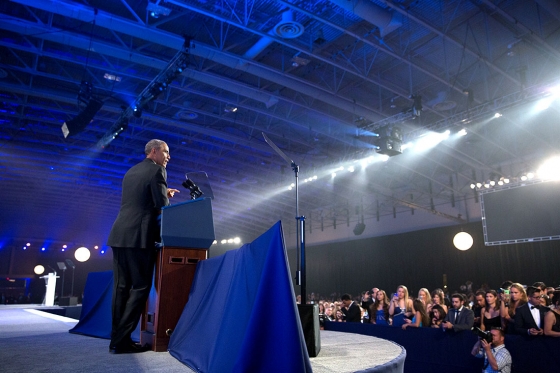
[428,288,448,314]
[370,289,391,326]
[430,304,447,328]
[389,285,414,327]
[544,291,560,337]
[402,299,430,329]
[335,309,344,322]
[500,282,527,332]
[480,289,502,331]
[418,288,432,307]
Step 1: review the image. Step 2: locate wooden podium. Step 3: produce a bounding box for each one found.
[140,198,215,352]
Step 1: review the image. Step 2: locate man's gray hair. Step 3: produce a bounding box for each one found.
[145,139,166,155]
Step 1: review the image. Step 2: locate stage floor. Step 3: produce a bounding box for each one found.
[0,306,405,373]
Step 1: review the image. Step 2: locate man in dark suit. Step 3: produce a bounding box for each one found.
[442,293,474,332]
[341,293,361,323]
[107,139,180,354]
[514,286,547,336]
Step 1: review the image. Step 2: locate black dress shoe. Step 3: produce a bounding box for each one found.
[109,342,151,354]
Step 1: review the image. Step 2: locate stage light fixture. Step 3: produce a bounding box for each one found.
[353,222,366,236]
[61,97,104,138]
[376,126,402,157]
[133,106,142,118]
[147,1,171,18]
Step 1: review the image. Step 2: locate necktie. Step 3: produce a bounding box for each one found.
[454,310,459,322]
[531,306,537,309]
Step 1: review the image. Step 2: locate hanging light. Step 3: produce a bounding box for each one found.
[75,247,91,262]
[453,232,473,251]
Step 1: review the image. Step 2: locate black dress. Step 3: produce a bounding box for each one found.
[552,311,560,332]
[483,315,502,330]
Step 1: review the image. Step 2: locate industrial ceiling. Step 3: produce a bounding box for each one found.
[1,0,559,252]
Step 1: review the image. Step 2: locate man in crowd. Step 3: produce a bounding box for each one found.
[473,290,486,328]
[107,139,180,354]
[471,328,512,373]
[514,286,547,336]
[442,293,474,332]
[341,293,361,322]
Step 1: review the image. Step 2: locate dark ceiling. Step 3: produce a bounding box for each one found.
[1,0,559,253]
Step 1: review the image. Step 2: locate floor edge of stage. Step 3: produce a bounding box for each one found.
[311,330,405,373]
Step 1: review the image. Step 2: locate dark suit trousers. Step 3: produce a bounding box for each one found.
[111,247,156,347]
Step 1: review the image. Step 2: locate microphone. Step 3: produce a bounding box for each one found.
[182,178,203,200]
[48,265,57,275]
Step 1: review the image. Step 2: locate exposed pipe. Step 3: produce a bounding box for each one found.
[535,0,560,23]
[243,10,303,60]
[329,0,401,37]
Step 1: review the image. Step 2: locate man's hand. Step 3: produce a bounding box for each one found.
[442,321,453,330]
[529,328,543,336]
[167,188,180,198]
[481,339,492,352]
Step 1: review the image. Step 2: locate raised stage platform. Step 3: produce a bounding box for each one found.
[0,306,405,373]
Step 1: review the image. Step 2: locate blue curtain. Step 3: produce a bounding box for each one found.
[169,221,312,373]
[69,270,139,342]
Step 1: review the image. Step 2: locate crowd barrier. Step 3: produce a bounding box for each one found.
[325,321,560,372]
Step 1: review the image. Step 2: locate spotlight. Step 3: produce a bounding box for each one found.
[494,112,502,118]
[61,97,104,138]
[147,1,171,18]
[353,222,366,236]
[133,107,142,118]
[470,184,476,189]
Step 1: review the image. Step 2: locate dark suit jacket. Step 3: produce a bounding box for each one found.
[443,306,474,332]
[108,158,169,248]
[342,302,362,323]
[513,303,547,335]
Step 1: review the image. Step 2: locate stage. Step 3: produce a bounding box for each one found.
[0,306,405,373]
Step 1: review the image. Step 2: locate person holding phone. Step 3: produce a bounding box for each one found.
[389,285,413,327]
[514,286,547,336]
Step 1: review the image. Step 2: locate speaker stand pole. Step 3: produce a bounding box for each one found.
[263,133,306,302]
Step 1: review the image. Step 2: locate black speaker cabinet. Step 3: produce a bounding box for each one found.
[59,296,78,306]
[297,303,321,357]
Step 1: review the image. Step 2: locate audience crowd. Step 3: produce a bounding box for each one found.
[308,281,560,338]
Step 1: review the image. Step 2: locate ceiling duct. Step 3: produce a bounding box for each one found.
[534,0,560,23]
[181,68,279,108]
[329,0,401,37]
[427,91,457,111]
[243,10,304,60]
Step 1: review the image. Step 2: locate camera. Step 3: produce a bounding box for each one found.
[497,288,510,295]
[471,327,492,343]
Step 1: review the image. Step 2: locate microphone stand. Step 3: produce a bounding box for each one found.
[263,133,306,303]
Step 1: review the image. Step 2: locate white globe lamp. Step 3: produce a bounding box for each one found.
[34,265,45,275]
[75,246,91,262]
[453,232,473,251]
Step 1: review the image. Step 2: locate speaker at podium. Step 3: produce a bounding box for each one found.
[141,172,216,352]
